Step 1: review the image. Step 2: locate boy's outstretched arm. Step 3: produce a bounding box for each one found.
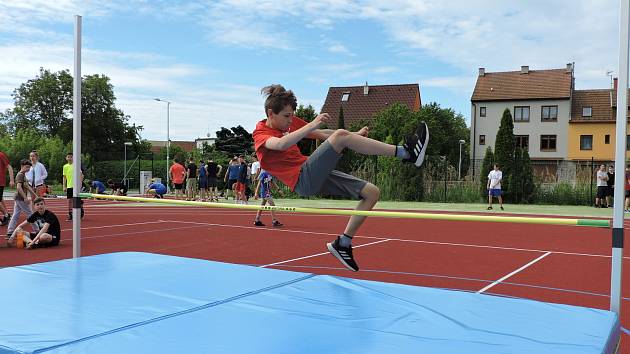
[264,114,330,151]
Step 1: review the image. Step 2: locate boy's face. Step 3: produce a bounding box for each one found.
[21,165,31,172]
[66,155,73,163]
[34,201,45,213]
[268,105,294,131]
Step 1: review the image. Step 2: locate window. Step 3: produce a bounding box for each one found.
[605,135,610,144]
[541,106,558,121]
[515,135,529,151]
[514,106,530,122]
[540,135,557,151]
[479,135,486,145]
[582,106,592,117]
[580,135,593,150]
[480,107,486,117]
[341,92,350,101]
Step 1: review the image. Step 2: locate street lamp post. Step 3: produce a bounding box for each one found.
[458,140,465,180]
[154,98,171,192]
[124,142,132,188]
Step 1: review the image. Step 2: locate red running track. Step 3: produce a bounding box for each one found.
[0,198,628,351]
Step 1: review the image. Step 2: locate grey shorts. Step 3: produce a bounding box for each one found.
[294,140,368,199]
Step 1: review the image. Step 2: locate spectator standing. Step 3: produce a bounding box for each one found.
[26,150,48,197]
[0,150,14,226]
[185,157,198,201]
[595,164,608,208]
[169,158,186,200]
[606,165,615,208]
[486,164,504,211]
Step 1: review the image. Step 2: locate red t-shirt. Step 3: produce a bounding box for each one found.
[170,163,186,184]
[253,117,308,190]
[0,152,9,187]
[625,172,630,191]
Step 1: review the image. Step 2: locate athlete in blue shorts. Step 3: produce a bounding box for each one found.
[146,181,167,199]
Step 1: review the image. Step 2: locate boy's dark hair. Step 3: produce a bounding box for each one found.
[261,84,297,115]
[20,159,32,166]
[33,197,45,204]
[66,152,73,156]
[107,179,114,185]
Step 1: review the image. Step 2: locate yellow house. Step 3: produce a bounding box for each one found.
[568,85,630,160]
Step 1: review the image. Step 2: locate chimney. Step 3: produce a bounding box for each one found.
[614,77,618,91]
[566,62,574,72]
[478,68,485,76]
[363,81,369,95]
[521,65,529,74]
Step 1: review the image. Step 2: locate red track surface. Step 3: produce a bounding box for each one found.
[1,198,628,351]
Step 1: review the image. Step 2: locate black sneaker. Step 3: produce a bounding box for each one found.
[500,206,504,211]
[487,206,492,210]
[327,237,359,272]
[272,220,283,227]
[254,220,265,226]
[403,121,429,167]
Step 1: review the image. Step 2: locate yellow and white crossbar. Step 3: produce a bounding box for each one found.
[81,193,610,228]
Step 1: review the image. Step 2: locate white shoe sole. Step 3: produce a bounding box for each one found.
[327,242,358,271]
[414,123,429,167]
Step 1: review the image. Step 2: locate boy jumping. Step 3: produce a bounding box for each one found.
[253,85,428,271]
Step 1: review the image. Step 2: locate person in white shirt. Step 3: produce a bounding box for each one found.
[595,164,609,208]
[487,163,504,211]
[26,150,48,197]
[250,155,261,180]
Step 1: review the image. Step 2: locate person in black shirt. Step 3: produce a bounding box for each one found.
[186,157,198,201]
[206,158,222,202]
[8,197,61,249]
[107,179,128,196]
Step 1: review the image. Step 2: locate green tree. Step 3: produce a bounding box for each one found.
[418,103,470,171]
[479,146,495,199]
[3,68,73,136]
[494,108,515,200]
[3,69,144,161]
[214,126,253,157]
[295,104,317,155]
[519,148,536,203]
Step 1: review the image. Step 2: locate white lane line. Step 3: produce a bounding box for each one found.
[476,252,552,294]
[260,239,391,268]
[162,220,628,260]
[61,224,208,242]
[59,220,167,232]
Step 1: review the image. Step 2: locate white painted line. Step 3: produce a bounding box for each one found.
[476,252,552,294]
[60,220,167,232]
[260,239,391,268]
[163,220,625,260]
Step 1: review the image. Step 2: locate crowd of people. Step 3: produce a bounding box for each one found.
[0,150,65,249]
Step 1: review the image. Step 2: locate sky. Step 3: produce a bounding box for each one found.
[0,0,622,141]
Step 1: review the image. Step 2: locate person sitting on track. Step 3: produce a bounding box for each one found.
[253,169,284,227]
[89,180,107,195]
[146,179,167,199]
[7,197,61,249]
[107,179,128,196]
[253,84,429,271]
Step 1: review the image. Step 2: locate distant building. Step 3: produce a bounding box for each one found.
[470,64,574,179]
[195,137,217,150]
[148,140,196,155]
[568,78,630,161]
[320,82,421,128]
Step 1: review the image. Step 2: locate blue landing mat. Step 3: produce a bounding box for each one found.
[0,252,620,354]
